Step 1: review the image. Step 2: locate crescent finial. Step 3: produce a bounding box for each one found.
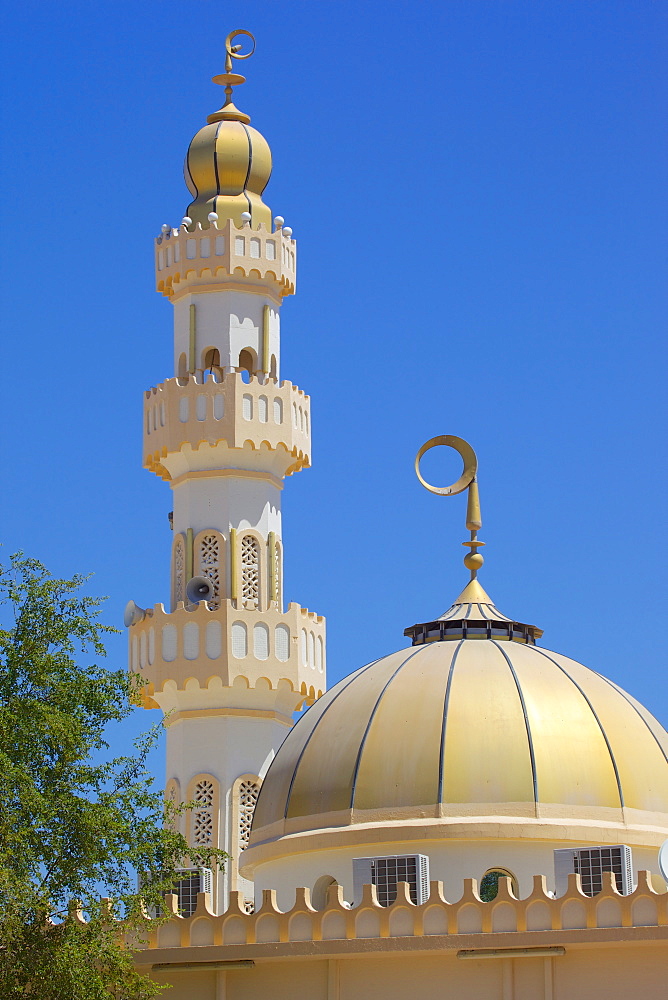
[415,435,485,581]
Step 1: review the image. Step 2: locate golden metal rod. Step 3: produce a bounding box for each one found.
[268,530,277,602]
[186,527,194,583]
[230,528,238,602]
[188,304,196,374]
[262,304,270,374]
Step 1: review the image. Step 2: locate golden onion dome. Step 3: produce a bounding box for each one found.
[183,32,272,230]
[248,581,668,855]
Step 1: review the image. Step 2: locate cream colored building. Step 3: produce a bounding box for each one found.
[129,33,668,1000]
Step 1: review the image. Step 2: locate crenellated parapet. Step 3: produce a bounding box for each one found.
[130,599,325,710]
[143,370,311,482]
[134,870,667,957]
[155,219,296,300]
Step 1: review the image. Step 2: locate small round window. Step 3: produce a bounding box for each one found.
[480,868,517,902]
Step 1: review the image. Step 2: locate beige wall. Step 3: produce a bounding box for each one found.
[147,944,667,1000]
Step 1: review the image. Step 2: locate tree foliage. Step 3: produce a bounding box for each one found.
[0,553,227,999]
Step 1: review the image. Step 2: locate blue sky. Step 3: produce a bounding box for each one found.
[1,1,666,776]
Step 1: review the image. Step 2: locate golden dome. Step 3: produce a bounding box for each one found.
[184,119,272,230]
[183,34,272,230]
[248,583,668,854]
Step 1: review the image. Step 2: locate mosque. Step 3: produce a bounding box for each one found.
[128,30,668,1000]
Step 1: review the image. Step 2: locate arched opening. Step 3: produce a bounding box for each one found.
[203,347,220,369]
[270,353,277,379]
[480,868,518,902]
[202,347,223,381]
[238,348,256,382]
[177,352,187,378]
[312,875,337,911]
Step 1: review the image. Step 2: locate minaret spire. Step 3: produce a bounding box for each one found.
[126,34,325,915]
[208,28,256,125]
[405,434,542,644]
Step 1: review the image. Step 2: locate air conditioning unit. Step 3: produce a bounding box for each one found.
[353,854,429,907]
[554,845,633,897]
[173,867,213,916]
[139,866,213,918]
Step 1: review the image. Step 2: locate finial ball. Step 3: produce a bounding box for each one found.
[207,212,218,223]
[273,216,285,229]
[181,216,192,228]
[240,211,252,224]
[283,227,293,238]
[161,224,170,233]
[464,552,484,572]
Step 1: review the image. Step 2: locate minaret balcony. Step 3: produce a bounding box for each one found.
[144,371,311,482]
[129,599,325,714]
[155,219,296,300]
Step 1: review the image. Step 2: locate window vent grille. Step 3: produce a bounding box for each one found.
[173,867,213,917]
[353,854,429,907]
[139,866,212,918]
[275,624,289,662]
[554,845,634,897]
[231,622,248,658]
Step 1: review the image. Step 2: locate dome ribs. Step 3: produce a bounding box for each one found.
[246,637,668,851]
[282,655,388,820]
[595,673,668,766]
[348,647,427,811]
[437,640,465,806]
[530,646,625,810]
[491,640,539,811]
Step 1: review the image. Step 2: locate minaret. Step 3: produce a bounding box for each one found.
[127,31,326,913]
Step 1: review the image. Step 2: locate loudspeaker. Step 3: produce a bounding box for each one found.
[186,576,215,605]
[123,600,145,628]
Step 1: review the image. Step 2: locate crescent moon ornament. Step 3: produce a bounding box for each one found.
[225,28,255,59]
[415,435,478,497]
[415,434,484,580]
[211,29,257,124]
[225,29,256,69]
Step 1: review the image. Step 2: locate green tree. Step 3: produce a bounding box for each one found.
[0,553,227,999]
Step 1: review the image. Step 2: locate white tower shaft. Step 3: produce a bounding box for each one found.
[130,213,325,912]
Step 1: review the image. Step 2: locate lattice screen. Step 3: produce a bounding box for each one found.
[238,779,260,851]
[241,536,260,608]
[192,778,215,847]
[199,533,221,607]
